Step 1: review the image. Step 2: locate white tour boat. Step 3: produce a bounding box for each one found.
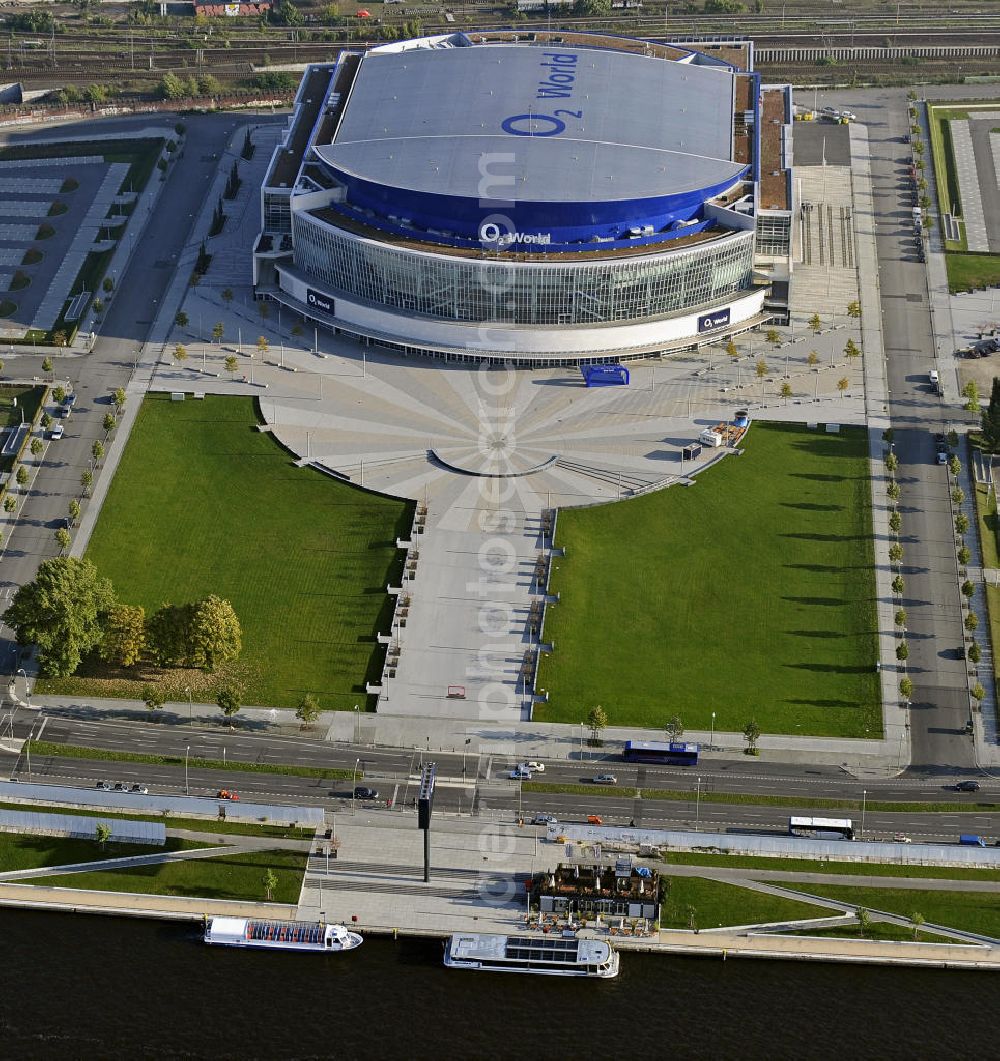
[204,917,363,953]
[443,932,619,978]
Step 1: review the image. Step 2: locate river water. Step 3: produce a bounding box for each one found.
[0,909,992,1059]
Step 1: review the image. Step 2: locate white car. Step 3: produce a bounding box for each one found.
[50,422,64,439]
[928,369,939,385]
[518,761,545,774]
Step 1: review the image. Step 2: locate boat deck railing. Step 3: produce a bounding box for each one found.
[247,920,324,946]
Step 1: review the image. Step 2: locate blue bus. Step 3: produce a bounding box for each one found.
[623,740,700,766]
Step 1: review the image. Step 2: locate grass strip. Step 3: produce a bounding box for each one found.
[0,834,204,874]
[784,882,1000,939]
[659,876,837,930]
[26,739,356,781]
[783,923,941,943]
[524,780,1000,814]
[0,801,312,840]
[661,850,1000,881]
[29,847,307,904]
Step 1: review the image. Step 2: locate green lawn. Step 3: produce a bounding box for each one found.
[784,922,941,943]
[660,876,837,929]
[973,482,1000,570]
[789,882,1000,939]
[30,847,306,904]
[0,833,200,873]
[945,252,1000,294]
[42,394,412,709]
[536,422,880,736]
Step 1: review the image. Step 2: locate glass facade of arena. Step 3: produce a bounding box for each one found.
[292,212,755,326]
[755,213,791,257]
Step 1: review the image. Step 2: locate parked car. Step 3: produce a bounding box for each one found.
[955,780,981,792]
[510,768,532,780]
[56,404,70,418]
[353,786,379,800]
[50,423,64,439]
[531,814,557,826]
[586,815,603,825]
[130,784,149,794]
[113,782,128,792]
[518,761,544,774]
[64,393,77,410]
[591,774,618,785]
[95,781,112,791]
[928,369,939,386]
[892,834,913,844]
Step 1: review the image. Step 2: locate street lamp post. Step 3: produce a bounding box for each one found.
[185,685,192,720]
[861,788,867,840]
[352,757,360,814]
[695,776,702,830]
[185,744,191,796]
[354,704,360,744]
[709,711,716,752]
[579,722,585,761]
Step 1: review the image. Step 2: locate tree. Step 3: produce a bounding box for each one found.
[844,338,861,361]
[742,718,761,755]
[963,379,979,414]
[52,385,66,403]
[262,868,278,901]
[256,335,269,358]
[217,683,243,724]
[956,513,970,536]
[887,481,901,503]
[146,603,196,667]
[896,641,909,662]
[92,439,104,464]
[52,331,67,350]
[846,300,861,319]
[212,321,225,344]
[296,693,321,728]
[173,343,188,365]
[15,466,28,487]
[895,608,907,627]
[808,312,821,333]
[189,595,242,671]
[158,72,186,100]
[81,469,93,495]
[222,288,234,305]
[42,356,53,378]
[755,358,768,379]
[664,715,684,741]
[856,907,872,938]
[949,454,961,477]
[899,676,913,699]
[4,556,115,677]
[95,823,111,848]
[971,681,986,703]
[685,904,697,930]
[969,641,982,664]
[175,310,189,329]
[780,381,792,404]
[807,350,819,368]
[889,542,903,564]
[143,683,166,715]
[29,438,42,457]
[910,912,925,940]
[102,412,116,433]
[952,486,965,506]
[113,388,126,413]
[981,377,1000,451]
[55,527,70,552]
[888,510,902,534]
[764,327,779,348]
[965,611,979,633]
[961,579,975,600]
[837,376,850,396]
[41,413,52,429]
[3,495,15,513]
[586,704,608,745]
[725,338,738,359]
[103,276,114,295]
[885,451,898,474]
[224,355,238,379]
[100,603,146,668]
[958,544,971,566]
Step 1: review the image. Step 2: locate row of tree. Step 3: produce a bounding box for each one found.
[4,557,242,679]
[585,705,763,755]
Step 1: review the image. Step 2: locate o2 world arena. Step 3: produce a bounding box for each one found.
[254,32,794,365]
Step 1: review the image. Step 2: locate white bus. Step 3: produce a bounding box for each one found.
[788,816,854,840]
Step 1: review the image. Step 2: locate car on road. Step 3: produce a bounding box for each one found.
[510,768,532,780]
[65,393,77,410]
[95,781,112,791]
[955,780,981,792]
[113,782,129,792]
[892,834,912,843]
[56,404,70,418]
[586,815,603,825]
[353,786,379,800]
[928,369,939,386]
[591,774,618,785]
[935,436,949,464]
[217,788,240,801]
[130,784,149,794]
[518,761,544,774]
[531,814,557,825]
[50,423,64,440]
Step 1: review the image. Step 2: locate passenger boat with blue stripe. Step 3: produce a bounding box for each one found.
[204,917,363,953]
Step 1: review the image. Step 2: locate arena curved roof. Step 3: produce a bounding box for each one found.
[315,43,743,205]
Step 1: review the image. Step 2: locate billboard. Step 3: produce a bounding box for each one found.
[306,289,335,315]
[418,763,436,829]
[697,307,730,333]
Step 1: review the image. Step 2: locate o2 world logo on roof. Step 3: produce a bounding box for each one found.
[501,52,584,138]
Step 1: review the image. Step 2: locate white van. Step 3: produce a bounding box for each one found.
[928,369,939,385]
